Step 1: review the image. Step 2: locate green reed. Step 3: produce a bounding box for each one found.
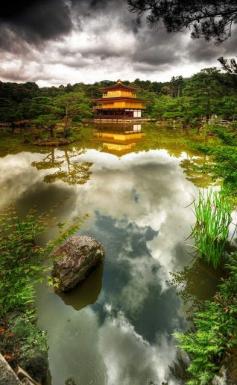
[192,190,232,268]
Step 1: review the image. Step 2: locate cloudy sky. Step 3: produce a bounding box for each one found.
[0,0,236,86]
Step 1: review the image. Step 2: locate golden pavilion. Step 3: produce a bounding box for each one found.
[94,80,145,121]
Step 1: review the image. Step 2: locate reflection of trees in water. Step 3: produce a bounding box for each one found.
[181,155,214,188]
[168,351,190,384]
[170,257,222,311]
[32,148,93,185]
[135,125,196,158]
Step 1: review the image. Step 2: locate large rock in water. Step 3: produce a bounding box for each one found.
[52,235,105,292]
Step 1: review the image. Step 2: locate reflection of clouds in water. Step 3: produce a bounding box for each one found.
[72,149,197,286]
[38,287,180,385]
[2,148,196,384]
[37,290,108,385]
[0,152,78,226]
[99,306,179,385]
[0,150,197,280]
[92,217,161,319]
[72,149,196,230]
[0,152,43,207]
[88,215,186,344]
[75,148,188,168]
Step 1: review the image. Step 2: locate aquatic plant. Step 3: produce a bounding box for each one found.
[192,190,232,268]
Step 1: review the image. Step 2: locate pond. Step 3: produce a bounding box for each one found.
[0,123,218,385]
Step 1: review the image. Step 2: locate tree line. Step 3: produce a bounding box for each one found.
[146,67,237,125]
[0,65,236,136]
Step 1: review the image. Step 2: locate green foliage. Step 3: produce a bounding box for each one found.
[0,208,49,367]
[192,190,232,268]
[0,208,46,317]
[10,312,48,361]
[176,130,237,384]
[210,125,237,146]
[148,67,237,123]
[211,147,237,194]
[175,254,237,385]
[193,125,237,194]
[0,82,93,142]
[184,68,223,120]
[149,95,187,120]
[0,66,237,134]
[128,1,237,42]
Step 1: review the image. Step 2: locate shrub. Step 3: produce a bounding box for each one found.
[0,208,46,317]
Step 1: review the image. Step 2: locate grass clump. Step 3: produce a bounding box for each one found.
[192,190,232,268]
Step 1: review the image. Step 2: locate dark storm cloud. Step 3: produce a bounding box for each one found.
[0,68,30,82]
[0,62,56,83]
[0,0,236,83]
[187,26,237,63]
[0,0,73,48]
[71,1,182,68]
[0,0,127,49]
[58,46,122,60]
[48,53,90,68]
[133,25,183,67]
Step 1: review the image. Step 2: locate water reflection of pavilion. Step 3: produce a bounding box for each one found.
[94,123,145,155]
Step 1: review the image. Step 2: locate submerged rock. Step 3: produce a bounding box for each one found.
[52,235,105,292]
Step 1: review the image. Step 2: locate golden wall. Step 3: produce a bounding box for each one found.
[97,101,144,109]
[103,90,136,98]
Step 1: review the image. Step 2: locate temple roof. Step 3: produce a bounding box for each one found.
[101,80,136,92]
[94,96,144,102]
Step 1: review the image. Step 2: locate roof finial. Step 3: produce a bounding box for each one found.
[117,79,122,84]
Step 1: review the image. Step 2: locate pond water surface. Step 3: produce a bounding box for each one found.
[0,124,218,385]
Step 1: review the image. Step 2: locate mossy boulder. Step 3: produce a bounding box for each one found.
[52,235,105,292]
